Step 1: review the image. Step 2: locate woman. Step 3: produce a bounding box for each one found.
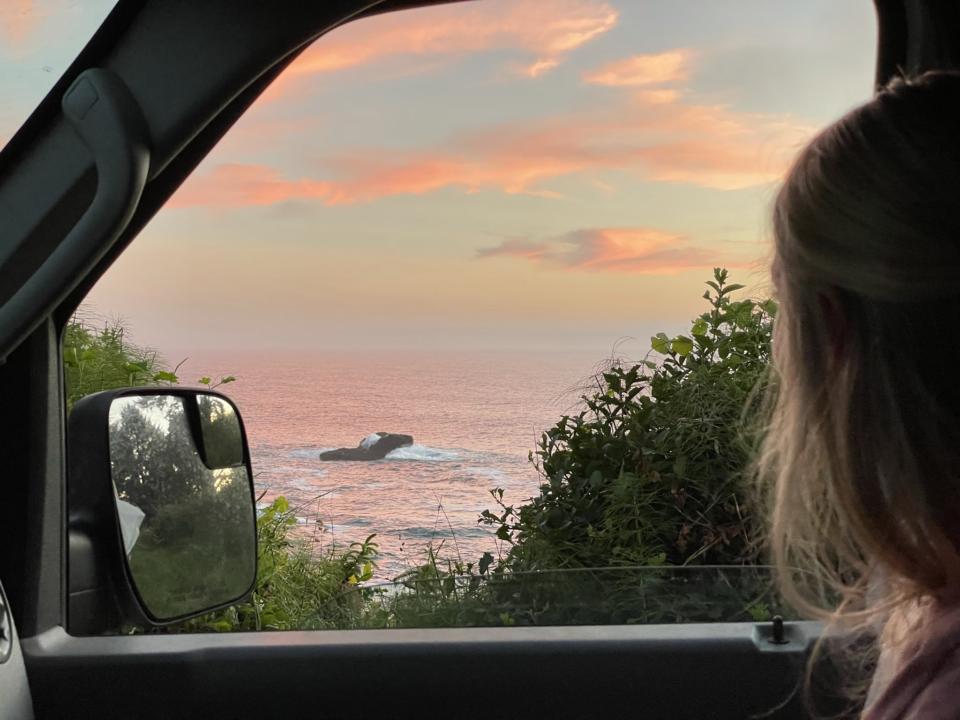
[764,70,960,718]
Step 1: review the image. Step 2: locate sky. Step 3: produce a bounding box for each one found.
[2,0,878,355]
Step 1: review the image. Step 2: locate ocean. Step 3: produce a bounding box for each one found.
[182,349,607,579]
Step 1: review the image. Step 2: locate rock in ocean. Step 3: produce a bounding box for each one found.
[319,432,414,461]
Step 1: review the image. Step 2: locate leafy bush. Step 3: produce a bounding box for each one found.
[178,496,383,631]
[483,269,773,572]
[63,315,235,408]
[63,319,169,411]
[386,565,781,626]
[463,269,779,623]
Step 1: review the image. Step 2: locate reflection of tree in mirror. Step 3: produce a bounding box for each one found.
[108,395,255,620]
[127,474,254,620]
[197,395,243,468]
[110,396,187,516]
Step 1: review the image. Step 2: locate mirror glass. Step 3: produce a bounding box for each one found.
[108,394,256,620]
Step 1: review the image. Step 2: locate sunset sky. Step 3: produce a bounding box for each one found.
[3,1,877,354]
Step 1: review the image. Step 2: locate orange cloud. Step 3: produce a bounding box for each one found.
[263,0,617,100]
[637,88,682,105]
[1,0,41,54]
[169,164,332,208]
[477,228,736,274]
[173,86,813,209]
[583,50,693,87]
[523,58,561,78]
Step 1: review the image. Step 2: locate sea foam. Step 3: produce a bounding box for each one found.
[384,444,461,462]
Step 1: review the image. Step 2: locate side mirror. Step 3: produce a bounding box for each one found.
[68,388,257,633]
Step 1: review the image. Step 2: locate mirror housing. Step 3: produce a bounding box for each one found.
[67,387,257,634]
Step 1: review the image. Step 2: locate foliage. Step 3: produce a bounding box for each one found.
[467,269,778,622]
[63,315,236,411]
[383,564,781,627]
[63,319,167,412]
[178,496,383,632]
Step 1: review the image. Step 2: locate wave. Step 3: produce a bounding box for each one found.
[384,444,461,462]
[257,463,328,477]
[286,443,472,463]
[288,447,336,459]
[287,445,462,461]
[393,525,492,540]
[463,466,508,481]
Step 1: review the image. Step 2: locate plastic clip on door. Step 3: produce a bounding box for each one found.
[0,69,150,361]
[0,579,34,720]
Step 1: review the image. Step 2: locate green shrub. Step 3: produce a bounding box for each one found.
[63,318,168,411]
[63,314,236,409]
[462,269,780,624]
[178,496,383,631]
[483,268,773,572]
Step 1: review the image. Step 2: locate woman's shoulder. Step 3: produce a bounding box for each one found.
[863,601,960,719]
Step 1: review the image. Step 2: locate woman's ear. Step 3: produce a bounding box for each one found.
[818,291,847,365]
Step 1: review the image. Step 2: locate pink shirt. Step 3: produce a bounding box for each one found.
[863,601,960,719]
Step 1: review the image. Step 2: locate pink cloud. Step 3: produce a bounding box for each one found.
[169,164,332,208]
[1,0,42,54]
[172,85,813,209]
[477,228,738,275]
[522,58,561,78]
[583,50,693,87]
[261,0,617,101]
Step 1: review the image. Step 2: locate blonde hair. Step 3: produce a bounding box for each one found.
[761,71,960,706]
